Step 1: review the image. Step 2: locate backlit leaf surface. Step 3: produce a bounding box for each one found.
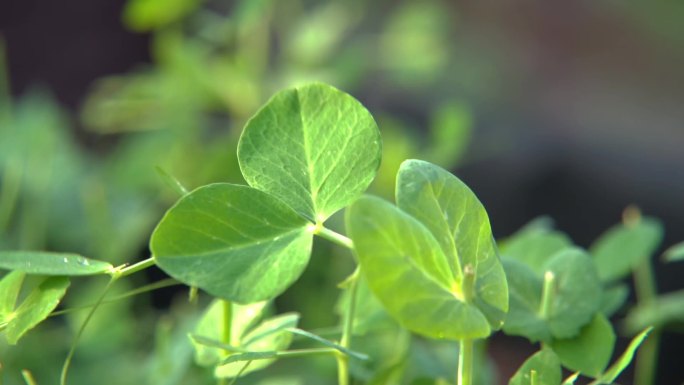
[347,195,492,340]
[151,183,312,303]
[396,160,507,330]
[5,276,70,344]
[238,83,381,222]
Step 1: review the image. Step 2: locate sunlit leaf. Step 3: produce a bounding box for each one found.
[347,195,492,340]
[509,348,561,385]
[151,183,313,303]
[5,276,70,344]
[550,314,615,378]
[238,83,381,222]
[0,271,25,317]
[0,251,113,276]
[590,217,662,282]
[396,159,508,331]
[594,327,652,384]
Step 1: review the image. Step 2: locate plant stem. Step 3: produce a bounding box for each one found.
[0,159,21,234]
[458,339,474,385]
[633,260,659,385]
[539,271,556,319]
[60,278,115,385]
[315,226,354,250]
[336,266,360,385]
[222,300,232,346]
[111,257,156,279]
[21,370,37,385]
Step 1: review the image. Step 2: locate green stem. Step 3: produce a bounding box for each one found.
[458,339,473,385]
[633,260,658,385]
[530,369,538,385]
[111,257,156,279]
[222,300,232,346]
[0,159,22,234]
[539,271,556,319]
[315,226,354,250]
[60,278,116,385]
[49,279,181,317]
[336,267,360,385]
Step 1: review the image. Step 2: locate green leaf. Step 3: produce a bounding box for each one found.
[190,299,299,379]
[238,83,381,223]
[500,228,573,275]
[5,276,70,344]
[346,195,492,340]
[561,372,580,385]
[599,284,629,317]
[395,159,508,331]
[663,241,684,262]
[550,314,615,378]
[501,258,550,342]
[624,290,684,333]
[425,102,472,167]
[0,271,25,317]
[151,183,313,303]
[0,251,113,276]
[123,0,203,32]
[502,248,602,341]
[509,349,561,385]
[590,217,663,282]
[544,249,602,338]
[594,327,652,384]
[192,300,269,366]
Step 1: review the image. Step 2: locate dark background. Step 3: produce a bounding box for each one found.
[1,0,683,384]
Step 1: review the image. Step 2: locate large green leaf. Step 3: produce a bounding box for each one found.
[346,195,492,340]
[550,314,615,378]
[151,183,313,303]
[509,349,561,385]
[395,159,508,330]
[5,276,70,344]
[0,251,113,276]
[502,248,602,341]
[238,83,381,223]
[590,217,662,282]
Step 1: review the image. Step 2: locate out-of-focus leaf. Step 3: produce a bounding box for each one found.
[590,217,663,282]
[425,102,472,167]
[500,229,572,275]
[0,251,113,276]
[123,0,204,32]
[550,314,615,378]
[624,290,684,333]
[5,276,70,344]
[663,241,684,262]
[509,348,561,385]
[503,248,602,341]
[599,284,629,317]
[0,271,25,316]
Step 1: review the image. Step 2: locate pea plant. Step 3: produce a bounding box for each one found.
[0,83,657,385]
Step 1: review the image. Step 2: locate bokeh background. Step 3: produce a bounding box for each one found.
[1,0,683,384]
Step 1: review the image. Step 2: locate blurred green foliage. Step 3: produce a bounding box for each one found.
[0,1,682,385]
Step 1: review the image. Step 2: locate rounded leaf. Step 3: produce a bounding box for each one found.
[347,195,492,340]
[238,83,381,222]
[396,159,508,329]
[550,314,615,378]
[151,183,313,303]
